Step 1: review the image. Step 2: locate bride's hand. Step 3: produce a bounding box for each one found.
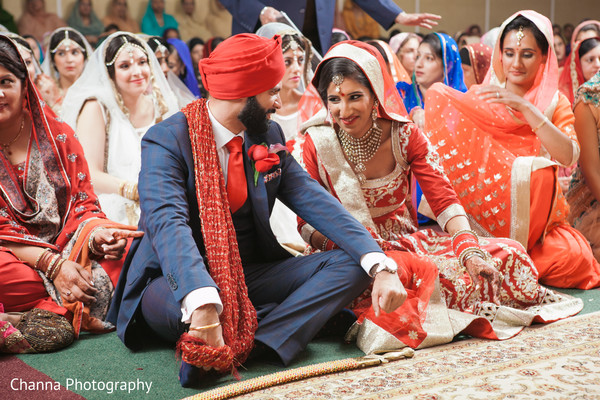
[465,256,502,305]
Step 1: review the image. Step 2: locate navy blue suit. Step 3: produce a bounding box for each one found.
[219,0,402,53]
[107,110,382,365]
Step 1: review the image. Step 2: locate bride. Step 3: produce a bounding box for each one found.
[62,32,179,225]
[301,40,582,353]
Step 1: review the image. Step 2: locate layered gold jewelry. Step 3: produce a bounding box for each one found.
[118,181,139,201]
[336,100,382,184]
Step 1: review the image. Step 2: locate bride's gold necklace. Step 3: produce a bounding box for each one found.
[1,116,25,156]
[337,121,382,184]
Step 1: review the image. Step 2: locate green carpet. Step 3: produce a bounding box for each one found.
[13,288,600,400]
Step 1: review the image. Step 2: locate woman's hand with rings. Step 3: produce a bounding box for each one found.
[477,85,528,112]
[53,260,98,305]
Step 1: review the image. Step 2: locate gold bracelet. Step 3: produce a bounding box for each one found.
[33,248,51,270]
[88,227,106,256]
[49,258,66,281]
[118,180,127,198]
[533,116,549,133]
[189,322,221,332]
[451,229,478,246]
[45,253,61,279]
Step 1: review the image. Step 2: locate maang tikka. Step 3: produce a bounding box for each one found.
[516,26,525,46]
[332,73,344,93]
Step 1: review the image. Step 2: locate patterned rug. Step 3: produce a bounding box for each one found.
[212,311,600,399]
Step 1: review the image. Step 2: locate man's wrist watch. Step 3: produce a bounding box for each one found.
[369,261,398,278]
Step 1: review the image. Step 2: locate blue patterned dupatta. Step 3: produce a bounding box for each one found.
[396,33,467,113]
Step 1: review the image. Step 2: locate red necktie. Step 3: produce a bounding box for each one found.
[225,136,248,213]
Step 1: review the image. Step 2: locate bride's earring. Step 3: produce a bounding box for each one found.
[372,99,379,129]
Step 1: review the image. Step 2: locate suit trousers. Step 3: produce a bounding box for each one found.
[140,249,370,365]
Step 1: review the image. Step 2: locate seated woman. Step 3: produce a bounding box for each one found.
[141,0,178,37]
[166,37,201,98]
[389,32,422,82]
[559,36,600,104]
[554,32,567,75]
[22,34,43,64]
[147,36,195,107]
[0,35,141,353]
[257,23,314,251]
[61,32,179,225]
[366,39,410,84]
[425,11,600,289]
[40,27,92,113]
[17,0,66,43]
[460,42,492,89]
[188,37,205,95]
[571,20,600,47]
[397,33,466,225]
[567,71,600,261]
[67,0,104,47]
[102,0,139,34]
[396,33,466,130]
[557,36,600,187]
[4,33,41,80]
[301,40,581,353]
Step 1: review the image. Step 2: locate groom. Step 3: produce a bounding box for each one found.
[108,33,405,385]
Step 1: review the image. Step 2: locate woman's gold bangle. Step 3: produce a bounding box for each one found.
[533,116,549,133]
[189,322,220,332]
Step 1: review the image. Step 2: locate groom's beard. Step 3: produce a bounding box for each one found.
[238,96,276,140]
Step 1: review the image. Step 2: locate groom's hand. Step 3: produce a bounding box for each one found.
[189,305,224,350]
[371,271,407,317]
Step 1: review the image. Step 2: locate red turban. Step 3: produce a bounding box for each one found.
[198,33,285,100]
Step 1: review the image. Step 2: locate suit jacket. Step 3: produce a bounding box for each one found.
[219,0,402,53]
[108,109,382,349]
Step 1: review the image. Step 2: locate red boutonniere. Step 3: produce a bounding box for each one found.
[248,143,287,186]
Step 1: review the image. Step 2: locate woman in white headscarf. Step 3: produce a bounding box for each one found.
[39,27,93,113]
[62,31,179,225]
